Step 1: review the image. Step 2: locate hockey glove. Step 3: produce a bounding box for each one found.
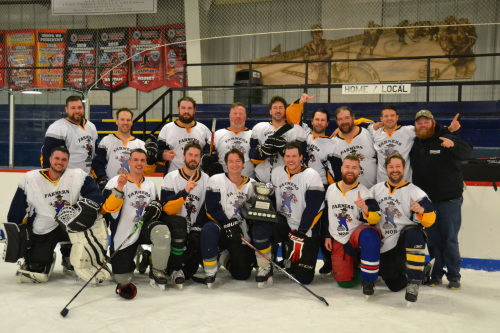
[288,230,306,262]
[145,136,158,165]
[142,200,163,223]
[222,216,243,241]
[265,136,287,156]
[259,143,276,157]
[96,176,109,192]
[116,283,137,300]
[201,154,224,177]
[56,198,100,233]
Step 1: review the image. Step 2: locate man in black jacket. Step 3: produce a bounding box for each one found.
[409,110,472,290]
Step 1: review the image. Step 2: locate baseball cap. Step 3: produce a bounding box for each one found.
[415,110,434,120]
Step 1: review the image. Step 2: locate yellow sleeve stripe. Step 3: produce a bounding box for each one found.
[309,211,323,230]
[102,194,124,213]
[417,211,436,228]
[206,212,216,222]
[163,197,185,215]
[365,212,381,225]
[251,158,265,165]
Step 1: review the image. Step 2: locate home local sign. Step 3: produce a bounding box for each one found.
[342,84,411,94]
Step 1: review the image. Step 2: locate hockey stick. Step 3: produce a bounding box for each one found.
[240,237,329,306]
[60,220,145,318]
[209,118,216,154]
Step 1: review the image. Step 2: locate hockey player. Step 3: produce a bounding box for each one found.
[323,155,382,297]
[371,154,436,302]
[41,95,98,175]
[101,148,168,296]
[92,108,158,190]
[270,141,325,285]
[331,106,377,188]
[212,102,254,178]
[200,148,263,288]
[5,147,111,285]
[250,95,307,183]
[157,96,211,174]
[160,141,209,288]
[367,105,461,182]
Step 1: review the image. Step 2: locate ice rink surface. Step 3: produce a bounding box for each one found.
[0,243,498,333]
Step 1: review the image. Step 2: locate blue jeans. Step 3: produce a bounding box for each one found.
[426,197,463,281]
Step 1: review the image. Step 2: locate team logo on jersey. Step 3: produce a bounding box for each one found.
[336,207,352,232]
[132,195,149,223]
[117,151,131,173]
[231,140,246,154]
[185,199,197,224]
[382,201,402,230]
[280,187,297,216]
[52,194,70,213]
[230,194,247,215]
[83,138,94,162]
[383,143,399,157]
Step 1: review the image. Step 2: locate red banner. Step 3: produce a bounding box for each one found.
[164,24,187,88]
[0,32,4,87]
[128,27,164,92]
[97,28,129,91]
[35,29,66,88]
[65,29,96,90]
[6,30,36,90]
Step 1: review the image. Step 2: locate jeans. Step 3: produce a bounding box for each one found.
[426,197,463,281]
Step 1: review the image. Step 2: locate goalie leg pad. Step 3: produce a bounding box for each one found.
[68,218,112,285]
[16,252,56,284]
[2,223,33,263]
[150,224,171,272]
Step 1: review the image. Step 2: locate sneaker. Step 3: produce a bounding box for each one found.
[405,282,420,302]
[428,276,442,287]
[362,281,375,297]
[205,273,216,289]
[171,270,185,290]
[149,266,168,290]
[137,249,151,274]
[422,259,434,285]
[256,265,273,289]
[448,280,461,290]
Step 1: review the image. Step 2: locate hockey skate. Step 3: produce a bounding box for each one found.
[405,282,420,303]
[256,265,273,289]
[171,270,185,290]
[205,273,216,289]
[149,266,168,291]
[136,249,151,275]
[16,253,56,284]
[61,255,77,278]
[319,262,332,279]
[362,281,375,299]
[422,258,434,285]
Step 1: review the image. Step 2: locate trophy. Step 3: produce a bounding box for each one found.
[242,182,278,222]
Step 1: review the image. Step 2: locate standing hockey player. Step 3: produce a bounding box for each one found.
[200,148,262,288]
[371,154,436,302]
[101,148,168,296]
[160,141,209,288]
[157,96,211,174]
[41,95,98,175]
[323,155,382,297]
[92,108,157,190]
[331,106,377,188]
[6,147,111,285]
[270,141,325,285]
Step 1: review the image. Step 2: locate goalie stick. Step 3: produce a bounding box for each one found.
[240,237,329,306]
[60,220,145,318]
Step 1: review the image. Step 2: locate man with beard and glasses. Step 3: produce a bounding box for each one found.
[331,106,377,188]
[323,155,382,297]
[409,110,472,290]
[158,142,210,289]
[157,97,211,175]
[371,154,436,303]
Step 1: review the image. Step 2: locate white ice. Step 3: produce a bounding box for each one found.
[0,243,498,333]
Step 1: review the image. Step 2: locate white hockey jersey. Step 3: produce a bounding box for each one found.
[158,121,211,174]
[368,124,415,182]
[214,128,254,178]
[251,122,306,183]
[304,125,337,185]
[371,181,432,253]
[332,127,377,188]
[96,134,146,178]
[44,118,98,174]
[104,176,158,250]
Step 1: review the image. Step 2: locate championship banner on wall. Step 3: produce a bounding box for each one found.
[65,29,96,90]
[129,26,165,92]
[97,28,129,91]
[6,30,36,90]
[164,24,187,88]
[0,32,5,87]
[35,29,66,88]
